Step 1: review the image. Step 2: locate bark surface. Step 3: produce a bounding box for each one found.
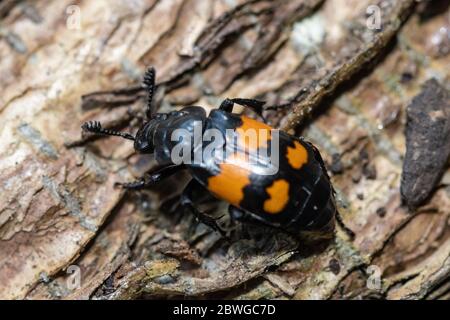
[0,0,449,300]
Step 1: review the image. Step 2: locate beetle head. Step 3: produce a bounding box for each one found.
[134,119,160,153]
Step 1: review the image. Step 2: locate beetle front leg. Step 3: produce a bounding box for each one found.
[181,179,228,239]
[218,98,235,112]
[116,165,184,190]
[219,98,266,119]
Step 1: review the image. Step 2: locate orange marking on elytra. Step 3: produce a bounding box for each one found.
[263,179,290,214]
[236,116,272,153]
[286,141,308,169]
[207,153,251,207]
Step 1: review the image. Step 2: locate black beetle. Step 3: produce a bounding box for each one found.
[82,68,337,237]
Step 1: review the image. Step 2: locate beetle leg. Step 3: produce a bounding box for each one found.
[229,205,284,228]
[181,179,228,238]
[231,98,266,117]
[228,205,253,223]
[335,210,355,239]
[116,165,184,190]
[219,98,266,120]
[218,98,234,112]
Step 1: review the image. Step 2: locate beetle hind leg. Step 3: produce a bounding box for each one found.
[229,205,284,230]
[335,210,355,239]
[181,180,228,239]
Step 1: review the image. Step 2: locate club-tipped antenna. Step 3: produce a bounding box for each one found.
[82,121,135,141]
[143,67,156,119]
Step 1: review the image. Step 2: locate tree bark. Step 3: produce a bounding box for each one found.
[0,0,449,300]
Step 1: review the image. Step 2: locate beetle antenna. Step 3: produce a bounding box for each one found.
[82,121,135,141]
[142,67,155,119]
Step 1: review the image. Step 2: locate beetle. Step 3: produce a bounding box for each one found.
[81,67,336,237]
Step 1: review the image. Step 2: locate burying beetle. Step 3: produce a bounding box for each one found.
[81,68,337,238]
